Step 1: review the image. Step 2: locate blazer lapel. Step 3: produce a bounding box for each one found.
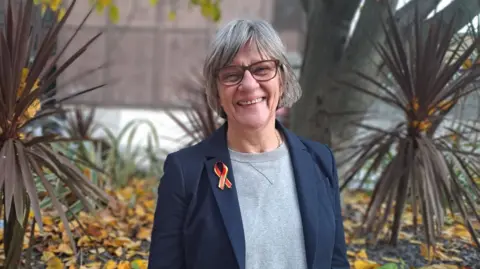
[204,123,245,269]
[277,122,319,269]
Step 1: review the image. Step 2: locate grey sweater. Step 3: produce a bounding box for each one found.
[228,142,307,269]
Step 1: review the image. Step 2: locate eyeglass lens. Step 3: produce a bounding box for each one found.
[218,60,278,85]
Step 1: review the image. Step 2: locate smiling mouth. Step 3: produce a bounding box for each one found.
[238,97,265,106]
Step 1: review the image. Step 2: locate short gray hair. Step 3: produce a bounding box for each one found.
[203,19,302,118]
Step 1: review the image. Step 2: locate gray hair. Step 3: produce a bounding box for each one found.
[203,19,302,118]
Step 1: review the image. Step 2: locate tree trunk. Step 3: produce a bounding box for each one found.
[291,0,397,148]
[290,0,480,150]
[290,0,361,146]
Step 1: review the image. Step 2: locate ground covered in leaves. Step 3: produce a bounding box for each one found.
[343,191,480,269]
[1,179,478,269]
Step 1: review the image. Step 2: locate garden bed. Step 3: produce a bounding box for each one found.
[5,181,479,269]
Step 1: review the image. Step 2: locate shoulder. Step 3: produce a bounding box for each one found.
[298,136,335,164]
[167,141,206,163]
[163,140,210,179]
[293,135,337,180]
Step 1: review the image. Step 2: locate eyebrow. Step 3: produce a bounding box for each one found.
[225,59,270,68]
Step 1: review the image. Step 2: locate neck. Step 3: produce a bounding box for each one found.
[226,120,281,153]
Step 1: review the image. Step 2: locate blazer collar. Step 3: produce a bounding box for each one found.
[204,120,307,157]
[203,119,319,269]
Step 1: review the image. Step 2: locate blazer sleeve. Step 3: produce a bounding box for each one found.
[327,146,351,269]
[148,153,187,269]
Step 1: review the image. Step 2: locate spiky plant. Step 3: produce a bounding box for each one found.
[63,106,99,138]
[336,5,480,251]
[166,73,223,146]
[57,106,111,164]
[0,0,109,267]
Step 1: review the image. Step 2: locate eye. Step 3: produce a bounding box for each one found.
[224,73,242,81]
[253,67,269,73]
[219,70,243,83]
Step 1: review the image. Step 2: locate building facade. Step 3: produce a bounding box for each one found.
[56,0,305,108]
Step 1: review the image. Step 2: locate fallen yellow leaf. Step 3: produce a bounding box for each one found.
[143,199,155,210]
[381,257,401,263]
[85,262,101,269]
[420,243,434,262]
[42,216,54,226]
[103,260,117,269]
[115,246,123,257]
[351,238,366,245]
[55,243,74,255]
[136,227,151,240]
[135,205,146,217]
[354,259,380,269]
[41,251,56,262]
[356,249,368,259]
[118,261,131,269]
[46,256,63,269]
[78,236,94,247]
[131,259,148,269]
[119,187,134,200]
[126,240,142,250]
[114,237,133,247]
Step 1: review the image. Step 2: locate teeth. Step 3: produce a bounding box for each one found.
[239,98,263,105]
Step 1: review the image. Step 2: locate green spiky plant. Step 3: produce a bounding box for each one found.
[336,4,480,251]
[101,118,164,188]
[0,0,110,268]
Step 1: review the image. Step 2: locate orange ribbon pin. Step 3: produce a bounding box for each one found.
[214,162,232,190]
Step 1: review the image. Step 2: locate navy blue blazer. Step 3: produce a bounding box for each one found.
[148,120,350,269]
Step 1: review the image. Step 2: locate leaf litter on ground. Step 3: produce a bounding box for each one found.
[343,190,480,269]
[0,179,478,268]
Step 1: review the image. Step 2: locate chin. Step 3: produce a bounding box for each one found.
[230,113,274,130]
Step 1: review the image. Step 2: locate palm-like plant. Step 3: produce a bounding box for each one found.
[166,73,224,146]
[336,5,480,251]
[0,0,109,267]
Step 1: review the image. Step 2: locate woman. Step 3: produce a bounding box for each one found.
[148,19,350,269]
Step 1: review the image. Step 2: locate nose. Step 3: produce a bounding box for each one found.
[239,70,259,90]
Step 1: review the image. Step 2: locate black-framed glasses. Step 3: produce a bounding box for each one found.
[217,59,280,86]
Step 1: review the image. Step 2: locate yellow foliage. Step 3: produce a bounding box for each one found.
[168,11,177,21]
[54,243,74,255]
[136,227,152,240]
[411,119,432,132]
[406,96,455,133]
[17,68,40,98]
[462,58,473,69]
[354,259,381,269]
[356,249,369,259]
[46,256,64,269]
[15,68,42,127]
[49,0,62,11]
[149,0,159,6]
[115,246,123,257]
[58,8,66,21]
[420,243,435,262]
[109,5,120,23]
[103,260,117,269]
[131,259,148,269]
[118,261,131,269]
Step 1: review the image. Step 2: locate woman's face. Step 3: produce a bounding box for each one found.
[217,42,282,131]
